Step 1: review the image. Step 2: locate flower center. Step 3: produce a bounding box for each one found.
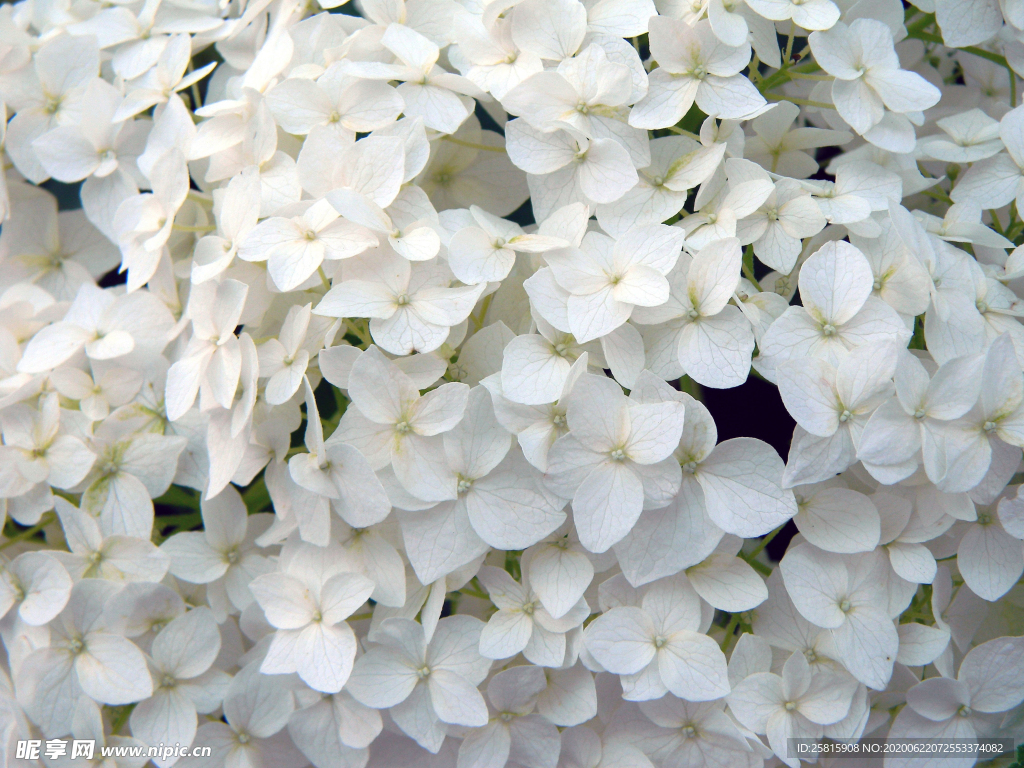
[609,448,627,462]
[838,409,852,423]
[821,323,837,337]
[396,420,413,434]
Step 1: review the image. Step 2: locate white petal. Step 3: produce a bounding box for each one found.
[697,438,797,537]
[658,631,731,700]
[76,633,153,705]
[478,610,534,659]
[427,668,489,726]
[573,462,644,553]
[687,554,768,611]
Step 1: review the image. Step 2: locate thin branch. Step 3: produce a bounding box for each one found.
[0,513,56,551]
[763,94,835,110]
[440,136,506,153]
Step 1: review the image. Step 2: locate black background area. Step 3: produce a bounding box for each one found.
[702,375,798,561]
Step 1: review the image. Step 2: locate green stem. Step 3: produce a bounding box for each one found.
[172,223,216,234]
[763,94,834,110]
[720,614,741,652]
[343,319,373,349]
[743,524,784,565]
[786,72,834,81]
[783,26,795,63]
[747,558,772,577]
[440,136,506,153]
[504,549,522,581]
[959,45,1010,68]
[990,209,1006,236]
[921,188,954,205]
[907,27,1016,86]
[110,704,135,735]
[742,245,762,291]
[0,512,56,551]
[904,12,937,38]
[757,58,820,94]
[471,294,494,332]
[317,266,331,292]
[666,125,701,140]
[678,375,703,402]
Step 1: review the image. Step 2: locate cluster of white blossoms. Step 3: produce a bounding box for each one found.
[3,0,1024,764]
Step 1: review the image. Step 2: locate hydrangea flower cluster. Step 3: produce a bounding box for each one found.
[2,0,1024,765]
